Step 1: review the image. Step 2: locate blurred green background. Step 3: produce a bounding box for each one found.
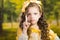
[0,0,60,40]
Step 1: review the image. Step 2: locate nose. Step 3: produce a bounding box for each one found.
[30,14,34,19]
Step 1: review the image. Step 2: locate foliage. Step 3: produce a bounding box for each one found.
[0,28,17,40]
[4,0,25,22]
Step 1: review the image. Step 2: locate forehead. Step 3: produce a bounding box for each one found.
[27,6,39,13]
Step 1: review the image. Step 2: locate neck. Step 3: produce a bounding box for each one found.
[30,23,39,29]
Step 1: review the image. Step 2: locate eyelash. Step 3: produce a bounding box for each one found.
[34,13,37,15]
[27,13,31,16]
[27,13,37,16]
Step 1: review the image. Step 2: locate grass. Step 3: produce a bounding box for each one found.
[0,22,18,40]
[2,22,19,29]
[0,28,17,40]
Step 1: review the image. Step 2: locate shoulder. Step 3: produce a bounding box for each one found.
[17,27,22,36]
[49,30,60,40]
[49,30,56,34]
[16,27,22,40]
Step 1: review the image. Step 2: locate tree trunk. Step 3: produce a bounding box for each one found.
[0,9,3,35]
[0,0,3,35]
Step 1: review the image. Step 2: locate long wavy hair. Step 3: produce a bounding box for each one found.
[19,2,50,40]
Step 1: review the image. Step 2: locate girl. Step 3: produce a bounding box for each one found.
[16,0,60,40]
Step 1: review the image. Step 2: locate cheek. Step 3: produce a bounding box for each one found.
[27,16,31,21]
[36,17,40,21]
[35,15,41,21]
[35,15,40,19]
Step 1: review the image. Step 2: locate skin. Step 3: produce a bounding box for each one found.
[23,6,42,35]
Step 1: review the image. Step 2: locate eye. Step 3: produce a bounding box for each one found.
[34,13,37,15]
[27,13,31,16]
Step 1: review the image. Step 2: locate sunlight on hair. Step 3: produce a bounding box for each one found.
[22,0,42,12]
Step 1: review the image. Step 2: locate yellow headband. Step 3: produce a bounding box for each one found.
[22,0,42,12]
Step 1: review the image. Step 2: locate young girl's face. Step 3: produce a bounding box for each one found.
[26,6,42,25]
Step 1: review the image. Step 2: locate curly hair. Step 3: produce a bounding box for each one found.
[19,2,50,40]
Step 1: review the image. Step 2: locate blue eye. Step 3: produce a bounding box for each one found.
[34,13,37,15]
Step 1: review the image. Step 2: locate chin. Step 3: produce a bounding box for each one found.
[31,22,36,25]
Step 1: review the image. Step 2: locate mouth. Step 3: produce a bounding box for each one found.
[28,19,35,23]
[30,20,35,22]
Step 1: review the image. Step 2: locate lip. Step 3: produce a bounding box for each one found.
[31,20,35,21]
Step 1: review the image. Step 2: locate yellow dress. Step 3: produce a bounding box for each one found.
[16,27,58,40]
